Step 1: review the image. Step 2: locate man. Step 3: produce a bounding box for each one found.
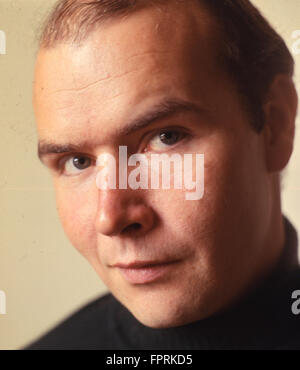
[27,0,300,349]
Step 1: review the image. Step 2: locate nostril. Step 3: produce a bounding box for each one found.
[122,223,142,234]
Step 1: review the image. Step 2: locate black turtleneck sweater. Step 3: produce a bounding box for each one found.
[26,217,300,350]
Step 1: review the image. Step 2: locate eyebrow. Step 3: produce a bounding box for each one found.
[38,142,83,161]
[120,98,203,136]
[38,97,204,161]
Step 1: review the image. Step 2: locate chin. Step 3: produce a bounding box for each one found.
[124,298,207,329]
[133,310,202,329]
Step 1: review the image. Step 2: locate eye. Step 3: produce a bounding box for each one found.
[146,130,186,152]
[62,155,92,175]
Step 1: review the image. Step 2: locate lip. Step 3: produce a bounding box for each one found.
[113,260,179,285]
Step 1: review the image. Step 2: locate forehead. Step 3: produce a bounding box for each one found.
[34,1,221,143]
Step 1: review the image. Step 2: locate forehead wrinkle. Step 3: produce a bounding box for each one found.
[50,50,171,96]
[44,50,168,97]
[47,66,143,96]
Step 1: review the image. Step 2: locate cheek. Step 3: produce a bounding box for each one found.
[154,130,264,252]
[145,147,230,255]
[54,179,99,256]
[198,130,269,258]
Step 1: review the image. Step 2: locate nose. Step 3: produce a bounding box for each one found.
[95,188,156,237]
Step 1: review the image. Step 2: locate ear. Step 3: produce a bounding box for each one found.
[262,74,298,172]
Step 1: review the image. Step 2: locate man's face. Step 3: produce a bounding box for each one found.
[34,1,272,328]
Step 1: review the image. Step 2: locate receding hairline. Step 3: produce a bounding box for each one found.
[38,0,295,135]
[39,0,210,49]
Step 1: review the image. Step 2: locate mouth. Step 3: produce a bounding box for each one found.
[112,260,180,285]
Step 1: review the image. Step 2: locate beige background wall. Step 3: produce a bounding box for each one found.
[0,0,300,350]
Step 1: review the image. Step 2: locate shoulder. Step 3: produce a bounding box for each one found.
[24,293,124,350]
